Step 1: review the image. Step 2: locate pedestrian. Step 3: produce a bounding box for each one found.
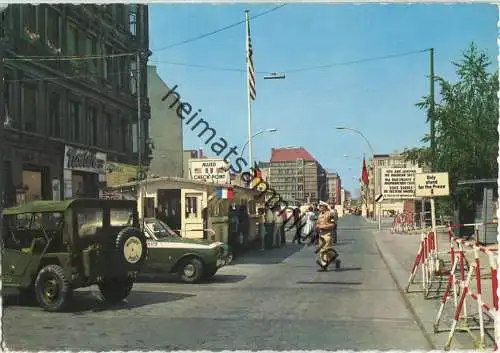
[264,206,274,249]
[258,208,266,250]
[330,205,339,244]
[292,207,303,244]
[301,206,316,246]
[314,201,341,271]
[280,206,287,245]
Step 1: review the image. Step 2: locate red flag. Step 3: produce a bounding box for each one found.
[361,157,369,185]
[253,167,262,179]
[227,188,234,201]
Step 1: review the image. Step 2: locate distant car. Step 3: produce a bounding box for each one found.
[141,218,232,283]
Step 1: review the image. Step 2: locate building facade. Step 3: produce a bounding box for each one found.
[267,147,326,204]
[0,4,150,205]
[147,65,183,178]
[325,171,341,204]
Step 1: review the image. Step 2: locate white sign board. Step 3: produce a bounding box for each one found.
[188,158,230,184]
[415,172,450,197]
[381,167,421,199]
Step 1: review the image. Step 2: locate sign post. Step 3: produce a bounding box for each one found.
[414,172,450,255]
[375,193,383,231]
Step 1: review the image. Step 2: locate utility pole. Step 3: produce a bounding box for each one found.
[421,48,435,229]
[429,48,435,170]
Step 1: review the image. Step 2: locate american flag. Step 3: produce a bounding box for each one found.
[246,11,256,101]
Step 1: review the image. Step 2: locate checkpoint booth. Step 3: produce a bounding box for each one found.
[106,176,260,244]
[454,178,498,245]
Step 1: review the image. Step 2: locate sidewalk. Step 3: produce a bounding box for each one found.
[373,227,495,350]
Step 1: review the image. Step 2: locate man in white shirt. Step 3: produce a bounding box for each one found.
[331,205,339,244]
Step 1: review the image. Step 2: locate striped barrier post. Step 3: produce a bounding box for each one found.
[443,241,498,351]
[405,230,447,296]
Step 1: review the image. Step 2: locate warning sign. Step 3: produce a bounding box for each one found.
[415,172,450,197]
[381,168,421,200]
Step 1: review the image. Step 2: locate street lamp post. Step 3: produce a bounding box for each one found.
[336,126,377,225]
[240,128,278,158]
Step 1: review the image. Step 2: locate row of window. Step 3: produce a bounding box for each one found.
[12,5,141,94]
[271,184,305,192]
[269,177,304,183]
[4,73,137,153]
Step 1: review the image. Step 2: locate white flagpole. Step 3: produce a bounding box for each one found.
[245,10,253,168]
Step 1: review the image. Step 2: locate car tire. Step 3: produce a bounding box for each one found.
[34,264,73,312]
[178,257,204,283]
[204,267,217,279]
[98,277,134,304]
[18,285,37,305]
[114,227,148,270]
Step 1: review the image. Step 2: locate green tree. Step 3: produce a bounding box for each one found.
[403,43,498,216]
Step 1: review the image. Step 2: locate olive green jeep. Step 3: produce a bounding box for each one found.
[1,199,148,312]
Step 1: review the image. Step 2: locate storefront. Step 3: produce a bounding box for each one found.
[2,137,62,206]
[63,145,107,199]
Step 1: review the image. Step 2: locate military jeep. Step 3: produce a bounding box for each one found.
[1,199,148,312]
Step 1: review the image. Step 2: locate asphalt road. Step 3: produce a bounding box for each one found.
[3,215,433,350]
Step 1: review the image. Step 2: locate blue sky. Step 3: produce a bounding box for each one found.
[148,3,498,193]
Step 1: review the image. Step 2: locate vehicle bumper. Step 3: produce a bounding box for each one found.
[216,252,233,268]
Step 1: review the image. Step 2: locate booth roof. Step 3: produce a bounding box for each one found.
[108,176,260,193]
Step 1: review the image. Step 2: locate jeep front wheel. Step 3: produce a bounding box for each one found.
[98,277,134,304]
[178,258,204,283]
[34,265,73,312]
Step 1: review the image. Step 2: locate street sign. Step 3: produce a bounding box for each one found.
[381,167,421,200]
[415,172,450,197]
[375,194,384,203]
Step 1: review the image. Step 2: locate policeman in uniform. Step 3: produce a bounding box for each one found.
[314,201,341,271]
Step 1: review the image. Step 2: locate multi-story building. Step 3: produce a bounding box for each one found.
[325,171,341,204]
[268,147,326,204]
[148,65,183,178]
[0,4,150,205]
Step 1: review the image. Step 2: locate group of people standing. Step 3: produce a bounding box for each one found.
[257,201,341,271]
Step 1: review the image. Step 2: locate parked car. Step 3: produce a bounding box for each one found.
[141,218,232,283]
[2,199,148,312]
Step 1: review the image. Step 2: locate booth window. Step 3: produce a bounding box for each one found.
[185,196,198,218]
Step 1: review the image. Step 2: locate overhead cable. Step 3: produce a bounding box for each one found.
[152,4,287,52]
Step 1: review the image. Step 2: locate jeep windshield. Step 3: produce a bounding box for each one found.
[144,219,179,240]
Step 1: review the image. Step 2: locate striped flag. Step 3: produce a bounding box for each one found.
[215,188,234,201]
[246,11,256,101]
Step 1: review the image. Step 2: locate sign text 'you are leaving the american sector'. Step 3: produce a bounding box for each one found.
[381,167,421,199]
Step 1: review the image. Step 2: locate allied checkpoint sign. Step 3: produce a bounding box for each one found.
[188,158,230,185]
[414,172,450,197]
[381,167,421,199]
